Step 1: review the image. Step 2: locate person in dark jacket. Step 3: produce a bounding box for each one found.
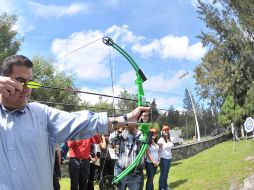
[53,145,61,190]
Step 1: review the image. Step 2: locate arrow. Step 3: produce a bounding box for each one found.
[25,81,137,102]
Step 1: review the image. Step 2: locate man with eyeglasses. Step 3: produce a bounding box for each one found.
[0,54,150,190]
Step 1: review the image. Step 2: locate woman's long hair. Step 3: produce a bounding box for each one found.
[150,128,158,145]
[151,135,158,145]
[161,132,171,143]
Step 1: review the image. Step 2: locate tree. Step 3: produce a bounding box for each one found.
[183,88,193,111]
[194,0,254,118]
[30,56,80,112]
[195,0,254,107]
[116,90,137,112]
[218,95,244,126]
[0,13,22,66]
[243,81,254,116]
[91,98,114,115]
[149,99,160,123]
[198,104,215,136]
[221,0,254,40]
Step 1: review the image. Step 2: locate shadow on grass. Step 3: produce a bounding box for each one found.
[144,162,182,178]
[171,162,183,167]
[170,179,188,188]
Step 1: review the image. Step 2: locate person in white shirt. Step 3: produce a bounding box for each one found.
[158,125,174,190]
[145,128,160,190]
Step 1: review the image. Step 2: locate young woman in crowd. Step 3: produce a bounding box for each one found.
[145,128,160,190]
[158,125,174,190]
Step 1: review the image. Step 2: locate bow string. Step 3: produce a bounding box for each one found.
[100,37,152,189]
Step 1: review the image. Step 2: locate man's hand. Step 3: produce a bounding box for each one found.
[126,106,150,123]
[0,76,23,97]
[108,106,150,130]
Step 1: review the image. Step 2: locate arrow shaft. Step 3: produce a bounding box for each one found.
[27,83,137,102]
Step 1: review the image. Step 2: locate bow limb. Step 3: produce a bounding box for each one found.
[102,36,151,185]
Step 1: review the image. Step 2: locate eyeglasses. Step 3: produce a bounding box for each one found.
[15,78,33,87]
[163,129,169,131]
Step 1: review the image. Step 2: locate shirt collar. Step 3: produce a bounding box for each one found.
[0,104,26,114]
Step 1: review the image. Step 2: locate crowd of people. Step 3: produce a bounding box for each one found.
[54,124,174,190]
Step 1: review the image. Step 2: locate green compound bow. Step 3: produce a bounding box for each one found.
[99,37,152,190]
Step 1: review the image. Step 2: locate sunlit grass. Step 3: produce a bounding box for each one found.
[60,139,254,190]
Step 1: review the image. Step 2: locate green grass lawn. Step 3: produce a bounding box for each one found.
[60,139,254,190]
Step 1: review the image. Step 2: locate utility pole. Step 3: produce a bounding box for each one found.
[179,72,201,141]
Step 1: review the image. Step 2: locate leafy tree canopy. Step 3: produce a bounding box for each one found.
[30,56,80,112]
[0,13,22,66]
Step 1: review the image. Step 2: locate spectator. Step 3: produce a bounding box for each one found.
[93,144,101,182]
[99,134,116,179]
[109,125,144,190]
[60,142,69,163]
[68,135,101,190]
[145,128,160,190]
[87,143,99,190]
[53,145,61,190]
[158,125,174,190]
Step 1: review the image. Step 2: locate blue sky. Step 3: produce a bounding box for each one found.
[0,0,209,110]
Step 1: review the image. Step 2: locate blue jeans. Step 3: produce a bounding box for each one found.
[159,158,171,190]
[145,161,158,190]
[116,166,144,190]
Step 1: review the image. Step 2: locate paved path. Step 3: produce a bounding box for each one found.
[230,155,254,190]
[239,174,254,190]
[230,173,254,190]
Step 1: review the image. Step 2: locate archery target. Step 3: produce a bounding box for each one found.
[244,117,254,133]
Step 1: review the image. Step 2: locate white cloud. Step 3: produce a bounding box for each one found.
[28,1,89,18]
[12,16,34,35]
[156,96,182,110]
[144,70,185,93]
[51,25,197,109]
[118,69,185,109]
[52,30,110,79]
[51,25,145,80]
[105,25,145,45]
[0,0,14,13]
[119,69,185,94]
[68,24,205,63]
[78,87,102,105]
[132,35,206,61]
[78,85,124,105]
[77,68,185,109]
[119,70,136,86]
[132,40,160,58]
[78,74,183,110]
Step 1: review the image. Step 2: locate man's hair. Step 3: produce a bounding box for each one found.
[1,55,33,76]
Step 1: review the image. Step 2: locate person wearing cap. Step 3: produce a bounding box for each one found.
[158,125,174,190]
[145,128,160,190]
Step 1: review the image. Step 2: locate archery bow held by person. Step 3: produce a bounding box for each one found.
[0,54,150,190]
